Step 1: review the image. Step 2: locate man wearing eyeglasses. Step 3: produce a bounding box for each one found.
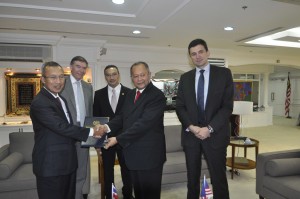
[93,65,134,199]
[60,56,93,199]
[30,61,102,199]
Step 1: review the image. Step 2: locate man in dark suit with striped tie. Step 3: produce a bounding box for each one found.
[30,61,102,199]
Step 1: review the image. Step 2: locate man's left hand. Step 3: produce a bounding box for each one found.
[103,137,118,149]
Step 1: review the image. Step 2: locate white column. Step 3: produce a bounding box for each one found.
[263,72,269,107]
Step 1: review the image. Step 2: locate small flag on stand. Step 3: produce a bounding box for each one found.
[285,72,291,118]
[112,183,118,199]
[200,175,213,199]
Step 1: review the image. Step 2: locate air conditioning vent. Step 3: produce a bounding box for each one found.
[0,43,52,62]
[208,58,226,67]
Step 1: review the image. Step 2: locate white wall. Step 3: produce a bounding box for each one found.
[1,34,300,118]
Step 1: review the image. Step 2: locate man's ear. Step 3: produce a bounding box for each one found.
[41,76,45,84]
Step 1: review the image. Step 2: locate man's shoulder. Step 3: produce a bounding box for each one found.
[121,85,131,93]
[94,86,107,95]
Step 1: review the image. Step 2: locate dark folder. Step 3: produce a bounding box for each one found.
[81,117,109,148]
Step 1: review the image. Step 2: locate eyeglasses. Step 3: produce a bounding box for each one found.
[44,75,65,81]
[105,73,118,78]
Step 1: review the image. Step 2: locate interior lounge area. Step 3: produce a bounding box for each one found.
[1,0,300,199]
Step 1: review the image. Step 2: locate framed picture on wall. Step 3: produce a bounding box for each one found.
[233,81,253,101]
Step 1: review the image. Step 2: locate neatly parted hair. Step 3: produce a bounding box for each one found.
[70,56,88,66]
[188,39,208,54]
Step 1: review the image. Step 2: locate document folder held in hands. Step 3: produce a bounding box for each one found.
[81,117,109,148]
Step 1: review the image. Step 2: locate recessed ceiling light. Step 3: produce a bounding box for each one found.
[224,27,234,31]
[112,0,124,5]
[133,30,141,34]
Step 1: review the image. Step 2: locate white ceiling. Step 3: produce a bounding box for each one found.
[1,0,300,57]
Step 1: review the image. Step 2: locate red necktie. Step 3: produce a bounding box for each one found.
[134,91,141,103]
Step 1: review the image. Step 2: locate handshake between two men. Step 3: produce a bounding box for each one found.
[92,124,117,149]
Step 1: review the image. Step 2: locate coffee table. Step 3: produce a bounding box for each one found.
[226,137,259,179]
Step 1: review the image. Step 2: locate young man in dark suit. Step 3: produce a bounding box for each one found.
[102,61,166,199]
[176,39,234,199]
[93,65,133,199]
[30,61,102,199]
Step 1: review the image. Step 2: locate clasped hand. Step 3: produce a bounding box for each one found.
[93,124,107,138]
[189,125,210,140]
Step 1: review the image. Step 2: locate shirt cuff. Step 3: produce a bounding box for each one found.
[89,128,94,136]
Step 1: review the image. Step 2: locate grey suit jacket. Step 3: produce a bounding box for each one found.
[176,65,234,149]
[61,75,93,124]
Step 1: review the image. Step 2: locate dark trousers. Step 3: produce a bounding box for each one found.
[102,145,133,199]
[36,171,76,199]
[184,142,229,199]
[130,165,163,199]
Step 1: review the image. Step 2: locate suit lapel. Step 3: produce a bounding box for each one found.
[206,65,217,111]
[116,85,127,112]
[188,69,198,108]
[41,88,66,117]
[81,81,90,114]
[65,76,77,111]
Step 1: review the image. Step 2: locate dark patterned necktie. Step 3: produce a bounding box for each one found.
[197,70,205,122]
[134,91,141,103]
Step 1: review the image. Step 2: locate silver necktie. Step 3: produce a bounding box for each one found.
[111,88,117,113]
[76,81,86,126]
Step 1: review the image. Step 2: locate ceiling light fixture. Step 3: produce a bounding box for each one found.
[112,0,124,5]
[133,30,141,34]
[224,27,234,31]
[246,26,300,48]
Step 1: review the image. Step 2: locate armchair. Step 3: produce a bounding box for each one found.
[256,149,300,199]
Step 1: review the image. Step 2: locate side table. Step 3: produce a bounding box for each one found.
[226,137,259,179]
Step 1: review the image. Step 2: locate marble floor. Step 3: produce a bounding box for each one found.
[88,116,300,199]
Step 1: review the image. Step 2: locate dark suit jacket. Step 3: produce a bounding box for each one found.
[30,88,90,177]
[107,82,166,170]
[93,84,130,135]
[176,65,234,149]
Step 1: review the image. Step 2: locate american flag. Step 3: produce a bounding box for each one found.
[112,183,118,199]
[285,72,291,117]
[200,175,213,199]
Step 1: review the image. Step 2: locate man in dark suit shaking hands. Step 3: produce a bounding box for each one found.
[30,61,102,199]
[93,65,133,199]
[102,61,166,199]
[176,39,234,199]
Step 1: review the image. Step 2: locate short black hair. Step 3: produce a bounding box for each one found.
[41,61,63,77]
[70,56,88,66]
[188,39,208,54]
[104,65,119,74]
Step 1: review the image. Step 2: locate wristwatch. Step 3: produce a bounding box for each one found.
[207,125,214,133]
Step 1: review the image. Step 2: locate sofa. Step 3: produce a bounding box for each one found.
[0,132,38,199]
[162,125,210,184]
[256,149,300,199]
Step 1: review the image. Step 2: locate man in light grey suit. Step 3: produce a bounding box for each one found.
[61,56,93,199]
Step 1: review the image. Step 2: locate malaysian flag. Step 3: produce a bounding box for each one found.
[285,72,291,118]
[200,175,213,199]
[112,183,118,199]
